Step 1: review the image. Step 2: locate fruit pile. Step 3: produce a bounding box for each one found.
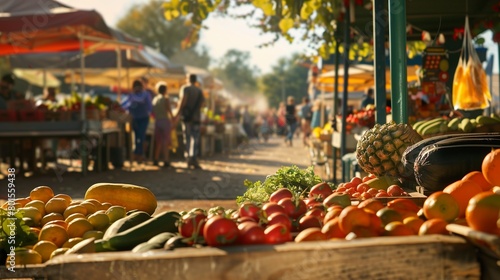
[413,115,500,136]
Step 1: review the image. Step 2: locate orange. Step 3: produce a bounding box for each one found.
[30,186,54,203]
[25,200,46,217]
[482,148,500,187]
[53,194,73,205]
[462,171,493,191]
[33,240,58,263]
[418,218,449,235]
[357,198,384,214]
[376,207,403,226]
[422,191,460,222]
[39,224,69,247]
[45,197,70,214]
[66,218,93,238]
[321,217,347,239]
[63,204,87,219]
[465,192,500,235]
[14,197,31,208]
[338,205,371,234]
[403,216,425,234]
[44,220,68,230]
[323,206,343,224]
[384,221,415,236]
[386,198,421,215]
[41,213,64,226]
[443,179,482,218]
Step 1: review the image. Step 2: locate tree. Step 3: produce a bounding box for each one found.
[211,49,259,95]
[260,53,309,108]
[116,0,210,68]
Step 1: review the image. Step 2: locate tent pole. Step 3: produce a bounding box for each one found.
[340,0,351,182]
[389,0,408,124]
[332,38,340,183]
[373,0,387,124]
[79,34,86,121]
[498,43,499,114]
[116,48,122,102]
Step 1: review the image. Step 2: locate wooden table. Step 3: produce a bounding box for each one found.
[0,120,120,175]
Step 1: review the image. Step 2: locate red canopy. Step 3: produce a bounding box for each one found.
[0,0,118,55]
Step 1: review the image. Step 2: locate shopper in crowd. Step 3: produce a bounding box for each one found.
[284,96,298,146]
[152,82,175,168]
[141,76,155,99]
[300,96,313,147]
[175,74,205,169]
[276,102,287,135]
[0,73,22,110]
[122,80,153,164]
[361,87,375,109]
[311,99,328,130]
[240,105,253,138]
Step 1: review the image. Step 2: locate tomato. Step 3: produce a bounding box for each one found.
[387,185,405,197]
[269,188,293,203]
[237,216,257,224]
[266,212,292,231]
[238,222,265,245]
[305,207,325,220]
[238,202,261,222]
[278,197,307,219]
[367,188,379,196]
[376,191,390,198]
[264,223,292,244]
[360,192,373,200]
[298,215,322,231]
[203,216,239,246]
[308,182,333,201]
[178,212,207,240]
[356,183,369,193]
[261,202,286,217]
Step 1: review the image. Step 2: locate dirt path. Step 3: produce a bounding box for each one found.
[2,136,332,211]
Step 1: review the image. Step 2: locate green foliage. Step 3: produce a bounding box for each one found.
[117,0,210,68]
[236,165,322,205]
[211,49,259,95]
[259,53,309,108]
[1,208,38,251]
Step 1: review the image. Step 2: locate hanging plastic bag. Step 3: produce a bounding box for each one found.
[452,17,491,110]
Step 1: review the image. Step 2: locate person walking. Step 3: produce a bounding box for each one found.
[122,80,152,164]
[175,74,205,169]
[299,96,313,147]
[152,82,175,168]
[360,87,375,109]
[284,96,298,146]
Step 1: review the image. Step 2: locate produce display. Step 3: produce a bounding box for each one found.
[413,115,500,136]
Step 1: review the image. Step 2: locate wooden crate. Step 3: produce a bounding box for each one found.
[2,235,479,280]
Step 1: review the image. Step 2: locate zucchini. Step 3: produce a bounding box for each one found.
[414,136,500,192]
[103,211,151,240]
[107,211,180,251]
[132,233,177,253]
[402,133,500,181]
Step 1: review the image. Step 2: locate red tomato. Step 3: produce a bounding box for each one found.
[360,192,373,200]
[269,188,293,203]
[237,216,257,224]
[238,202,261,222]
[278,197,307,219]
[387,185,405,197]
[367,188,379,196]
[238,222,265,245]
[305,207,325,220]
[350,177,363,187]
[237,221,260,231]
[376,191,390,198]
[264,223,292,244]
[261,202,286,217]
[356,183,369,193]
[295,227,328,242]
[179,212,207,239]
[308,182,333,201]
[267,212,292,231]
[298,215,322,231]
[203,216,239,246]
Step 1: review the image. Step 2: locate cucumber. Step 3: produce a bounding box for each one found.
[107,211,180,251]
[164,236,190,250]
[132,233,177,253]
[447,117,462,131]
[103,211,151,240]
[411,119,428,132]
[476,115,500,125]
[132,242,162,253]
[416,118,446,135]
[414,136,500,192]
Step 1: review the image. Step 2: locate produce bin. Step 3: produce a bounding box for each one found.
[3,235,480,280]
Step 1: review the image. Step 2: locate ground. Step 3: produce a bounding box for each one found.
[1,136,336,212]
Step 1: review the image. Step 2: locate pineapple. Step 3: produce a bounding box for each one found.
[356,121,422,178]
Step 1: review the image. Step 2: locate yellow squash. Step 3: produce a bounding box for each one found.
[84,183,157,215]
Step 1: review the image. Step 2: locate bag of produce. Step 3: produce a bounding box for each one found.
[452,17,491,110]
